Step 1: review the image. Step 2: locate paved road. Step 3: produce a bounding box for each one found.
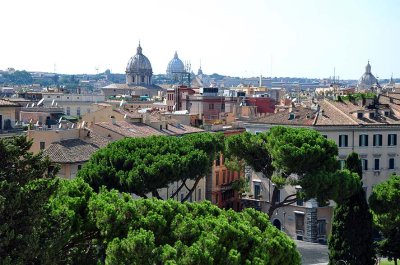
[295,240,329,265]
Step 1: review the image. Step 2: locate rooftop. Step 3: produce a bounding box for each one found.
[43,134,110,163]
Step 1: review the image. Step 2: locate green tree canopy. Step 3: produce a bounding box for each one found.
[328,152,375,265]
[90,189,301,265]
[78,133,224,201]
[225,126,360,217]
[0,136,58,264]
[369,175,400,265]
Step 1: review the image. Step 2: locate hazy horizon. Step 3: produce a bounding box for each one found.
[2,0,399,80]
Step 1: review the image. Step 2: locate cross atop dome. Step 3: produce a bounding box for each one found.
[137,41,142,55]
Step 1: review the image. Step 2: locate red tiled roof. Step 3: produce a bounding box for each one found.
[96,120,164,138]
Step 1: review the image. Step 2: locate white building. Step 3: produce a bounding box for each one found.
[242,95,400,242]
[42,92,105,117]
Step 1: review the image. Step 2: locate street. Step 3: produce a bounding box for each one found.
[295,240,329,265]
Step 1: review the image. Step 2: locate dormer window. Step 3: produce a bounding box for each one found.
[288,113,295,120]
[369,112,375,119]
[385,111,390,116]
[357,112,363,119]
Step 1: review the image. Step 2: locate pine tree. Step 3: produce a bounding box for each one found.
[328,152,375,265]
[0,136,58,264]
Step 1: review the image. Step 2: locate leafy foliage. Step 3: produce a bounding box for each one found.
[78,133,223,200]
[0,136,58,264]
[329,153,375,265]
[225,126,359,217]
[88,190,301,265]
[370,175,400,264]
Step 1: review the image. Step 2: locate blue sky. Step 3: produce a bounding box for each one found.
[1,0,399,79]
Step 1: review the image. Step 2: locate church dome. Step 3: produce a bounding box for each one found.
[166,51,185,76]
[357,61,378,90]
[126,43,152,73]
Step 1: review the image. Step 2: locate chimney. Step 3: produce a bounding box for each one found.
[110,116,116,125]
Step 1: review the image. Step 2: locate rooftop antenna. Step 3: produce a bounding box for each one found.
[333,67,336,84]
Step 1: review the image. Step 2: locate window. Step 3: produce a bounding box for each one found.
[385,111,390,116]
[273,189,281,203]
[78,165,82,170]
[317,220,327,237]
[209,103,214,110]
[254,183,261,198]
[359,134,369,147]
[222,171,226,183]
[221,103,225,110]
[66,107,70,116]
[295,213,305,235]
[389,158,395,170]
[215,156,220,166]
[141,76,145,83]
[339,160,345,170]
[180,194,184,202]
[388,134,397,146]
[215,172,219,185]
[369,112,375,119]
[215,194,219,204]
[373,134,382,146]
[297,196,304,206]
[374,159,380,171]
[362,159,368,171]
[76,107,81,116]
[357,112,363,119]
[322,135,328,139]
[198,189,202,201]
[339,135,348,147]
[40,142,45,150]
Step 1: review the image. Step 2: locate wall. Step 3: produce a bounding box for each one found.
[27,128,81,154]
[0,106,16,130]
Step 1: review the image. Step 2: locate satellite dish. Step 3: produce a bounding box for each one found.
[71,123,75,128]
[26,103,29,108]
[51,99,55,106]
[31,103,35,107]
[81,121,86,127]
[58,117,63,123]
[15,121,18,126]
[29,119,33,123]
[35,121,39,126]
[58,123,62,129]
[124,114,127,119]
[37,98,44,106]
[119,100,125,107]
[55,102,58,106]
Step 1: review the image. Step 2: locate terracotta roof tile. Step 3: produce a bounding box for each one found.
[0,99,18,107]
[96,121,164,138]
[43,135,110,163]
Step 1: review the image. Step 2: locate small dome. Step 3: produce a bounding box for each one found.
[126,43,152,73]
[357,61,378,90]
[166,51,185,76]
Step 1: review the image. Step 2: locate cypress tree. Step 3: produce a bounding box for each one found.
[328,152,375,265]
